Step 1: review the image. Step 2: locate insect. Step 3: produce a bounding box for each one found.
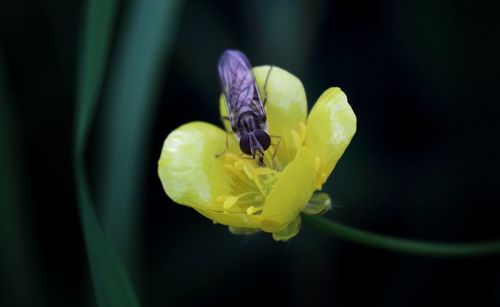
[217,49,274,166]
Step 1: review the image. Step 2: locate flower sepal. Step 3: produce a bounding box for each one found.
[302,192,332,215]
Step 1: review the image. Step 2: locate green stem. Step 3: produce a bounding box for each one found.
[302,214,500,257]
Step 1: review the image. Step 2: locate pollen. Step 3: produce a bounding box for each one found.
[218,153,281,215]
[246,206,263,215]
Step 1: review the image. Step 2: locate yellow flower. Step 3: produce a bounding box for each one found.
[158,66,356,241]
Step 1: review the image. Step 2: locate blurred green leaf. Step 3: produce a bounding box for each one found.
[75,164,140,307]
[75,0,118,153]
[75,0,140,306]
[96,0,182,272]
[0,50,44,307]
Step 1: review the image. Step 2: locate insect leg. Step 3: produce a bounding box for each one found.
[262,65,274,107]
[219,114,235,134]
[215,131,233,158]
[238,153,254,160]
[269,134,281,169]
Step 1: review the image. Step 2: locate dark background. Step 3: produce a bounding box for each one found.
[1,0,499,306]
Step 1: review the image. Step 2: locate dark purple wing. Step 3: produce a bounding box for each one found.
[217,50,266,131]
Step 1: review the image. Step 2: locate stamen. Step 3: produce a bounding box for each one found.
[225,163,251,187]
[234,160,244,170]
[254,167,275,176]
[246,206,264,215]
[218,150,281,216]
[242,162,254,180]
[222,192,255,210]
[217,196,227,204]
[243,163,270,196]
[223,196,239,210]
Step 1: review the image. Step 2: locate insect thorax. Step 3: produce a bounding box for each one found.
[235,112,266,136]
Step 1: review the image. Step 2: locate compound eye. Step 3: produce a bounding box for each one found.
[254,130,271,151]
[239,135,252,155]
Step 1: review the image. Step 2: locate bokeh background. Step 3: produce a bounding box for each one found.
[1,0,500,306]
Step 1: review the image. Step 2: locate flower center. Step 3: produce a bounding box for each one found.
[215,123,310,215]
[216,153,280,216]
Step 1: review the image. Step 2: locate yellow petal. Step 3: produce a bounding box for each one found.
[219,66,308,167]
[255,66,308,165]
[194,208,261,229]
[260,147,317,232]
[158,121,236,210]
[305,88,356,186]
